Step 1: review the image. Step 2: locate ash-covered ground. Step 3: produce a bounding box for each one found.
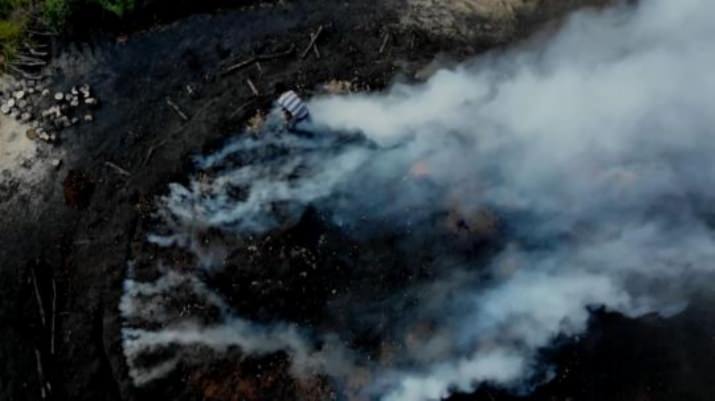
[1,1,714,401]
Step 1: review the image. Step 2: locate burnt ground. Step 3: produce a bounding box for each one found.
[0,1,714,401]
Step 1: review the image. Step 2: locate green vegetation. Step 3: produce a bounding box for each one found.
[0,0,137,62]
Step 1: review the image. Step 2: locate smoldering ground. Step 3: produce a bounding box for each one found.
[121,0,715,400]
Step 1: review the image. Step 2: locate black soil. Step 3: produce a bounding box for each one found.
[1,1,713,401]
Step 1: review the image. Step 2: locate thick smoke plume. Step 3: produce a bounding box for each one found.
[121,0,715,400]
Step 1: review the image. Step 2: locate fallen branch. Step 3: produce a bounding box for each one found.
[31,267,46,328]
[229,99,257,118]
[246,78,260,96]
[50,278,56,356]
[223,44,296,75]
[301,25,324,59]
[34,348,51,399]
[143,139,168,166]
[379,32,391,54]
[312,43,321,59]
[166,97,189,121]
[104,161,131,177]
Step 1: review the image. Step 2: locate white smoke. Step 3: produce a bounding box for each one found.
[121,0,715,399]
